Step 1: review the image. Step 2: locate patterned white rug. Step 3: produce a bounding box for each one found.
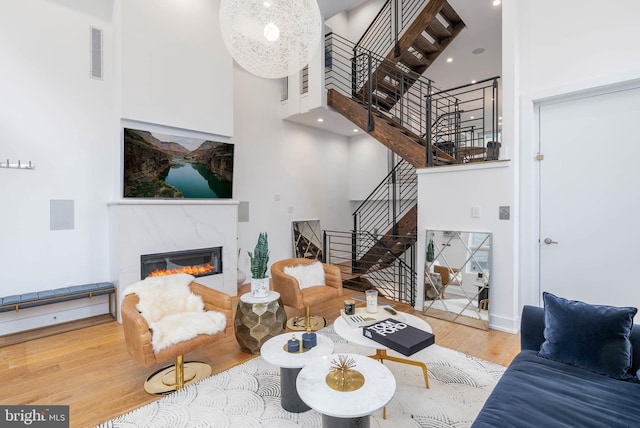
[99,326,505,427]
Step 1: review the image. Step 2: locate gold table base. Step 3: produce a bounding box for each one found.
[369,349,429,388]
[144,361,212,395]
[286,315,326,331]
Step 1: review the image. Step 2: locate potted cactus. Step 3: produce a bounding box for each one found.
[248,232,270,297]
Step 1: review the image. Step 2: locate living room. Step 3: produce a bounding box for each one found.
[2,0,640,426]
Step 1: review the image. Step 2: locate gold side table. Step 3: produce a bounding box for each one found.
[234,291,287,354]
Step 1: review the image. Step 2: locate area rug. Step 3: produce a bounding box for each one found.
[99,326,505,427]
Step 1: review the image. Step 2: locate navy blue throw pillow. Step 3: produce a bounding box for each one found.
[539,292,637,379]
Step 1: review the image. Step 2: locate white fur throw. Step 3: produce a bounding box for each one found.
[284,262,326,290]
[122,273,226,353]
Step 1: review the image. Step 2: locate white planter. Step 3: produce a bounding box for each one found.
[250,276,270,298]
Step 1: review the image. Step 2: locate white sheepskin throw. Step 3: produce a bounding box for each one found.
[284,261,326,290]
[122,273,226,353]
[149,311,227,353]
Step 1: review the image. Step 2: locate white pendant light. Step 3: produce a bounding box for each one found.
[219,0,322,79]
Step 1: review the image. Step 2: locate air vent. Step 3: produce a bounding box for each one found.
[90,26,103,80]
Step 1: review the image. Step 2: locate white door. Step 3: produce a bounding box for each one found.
[538,84,640,307]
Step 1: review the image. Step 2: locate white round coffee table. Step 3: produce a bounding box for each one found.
[333,311,432,388]
[296,353,396,427]
[261,332,334,413]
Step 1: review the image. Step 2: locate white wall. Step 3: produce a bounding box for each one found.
[326,0,385,43]
[348,134,389,201]
[417,162,516,332]
[0,1,117,294]
[120,0,232,137]
[232,66,352,274]
[505,0,640,311]
[0,0,117,333]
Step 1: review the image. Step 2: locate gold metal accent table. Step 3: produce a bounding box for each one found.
[234,291,287,354]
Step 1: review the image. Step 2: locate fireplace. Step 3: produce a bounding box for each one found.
[140,247,222,279]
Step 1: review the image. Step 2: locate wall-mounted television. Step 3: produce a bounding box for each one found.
[123,127,234,199]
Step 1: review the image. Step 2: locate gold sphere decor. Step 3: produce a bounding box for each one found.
[325,354,365,392]
[219,0,322,79]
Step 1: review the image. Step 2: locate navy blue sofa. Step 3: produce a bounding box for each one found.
[473,305,640,427]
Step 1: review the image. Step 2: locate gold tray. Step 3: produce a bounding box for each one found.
[282,340,311,354]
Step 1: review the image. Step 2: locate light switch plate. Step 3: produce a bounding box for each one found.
[499,206,510,220]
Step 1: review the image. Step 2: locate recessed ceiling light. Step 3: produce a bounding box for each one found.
[317,118,324,122]
[493,0,501,6]
[353,129,359,132]
[446,57,453,63]
[263,1,271,7]
[470,116,475,119]
[471,80,477,84]
[499,116,502,120]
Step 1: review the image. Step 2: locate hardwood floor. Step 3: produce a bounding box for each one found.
[0,289,520,428]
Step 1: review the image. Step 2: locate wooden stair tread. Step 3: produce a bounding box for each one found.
[425,18,453,40]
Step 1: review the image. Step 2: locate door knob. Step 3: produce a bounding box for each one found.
[543,238,558,245]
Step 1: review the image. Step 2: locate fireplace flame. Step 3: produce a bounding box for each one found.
[147,264,215,278]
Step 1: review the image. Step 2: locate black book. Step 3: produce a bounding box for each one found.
[363,318,435,356]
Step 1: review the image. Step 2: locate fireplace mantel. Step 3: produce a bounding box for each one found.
[108,200,239,320]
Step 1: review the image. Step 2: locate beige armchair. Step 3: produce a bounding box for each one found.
[121,281,233,394]
[270,258,343,330]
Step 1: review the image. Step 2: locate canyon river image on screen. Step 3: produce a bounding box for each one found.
[123,128,234,199]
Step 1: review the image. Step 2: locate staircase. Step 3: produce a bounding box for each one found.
[321,0,499,304]
[327,88,455,168]
[359,0,465,112]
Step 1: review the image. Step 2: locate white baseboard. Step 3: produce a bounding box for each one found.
[489,313,520,334]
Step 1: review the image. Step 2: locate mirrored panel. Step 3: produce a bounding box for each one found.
[423,230,491,330]
[292,219,323,260]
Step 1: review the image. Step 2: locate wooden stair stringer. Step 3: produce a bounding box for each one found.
[328,89,426,168]
[356,205,418,272]
[328,89,455,166]
[358,0,466,111]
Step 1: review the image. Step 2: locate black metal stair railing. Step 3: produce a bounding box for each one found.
[352,158,417,237]
[326,33,501,165]
[355,0,440,60]
[425,76,501,166]
[326,33,437,142]
[323,229,417,305]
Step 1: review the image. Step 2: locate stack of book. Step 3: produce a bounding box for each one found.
[340,307,403,328]
[363,318,435,356]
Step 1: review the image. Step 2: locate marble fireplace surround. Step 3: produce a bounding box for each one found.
[108,200,238,320]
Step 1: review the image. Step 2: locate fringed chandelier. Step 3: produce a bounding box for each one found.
[219,0,322,79]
